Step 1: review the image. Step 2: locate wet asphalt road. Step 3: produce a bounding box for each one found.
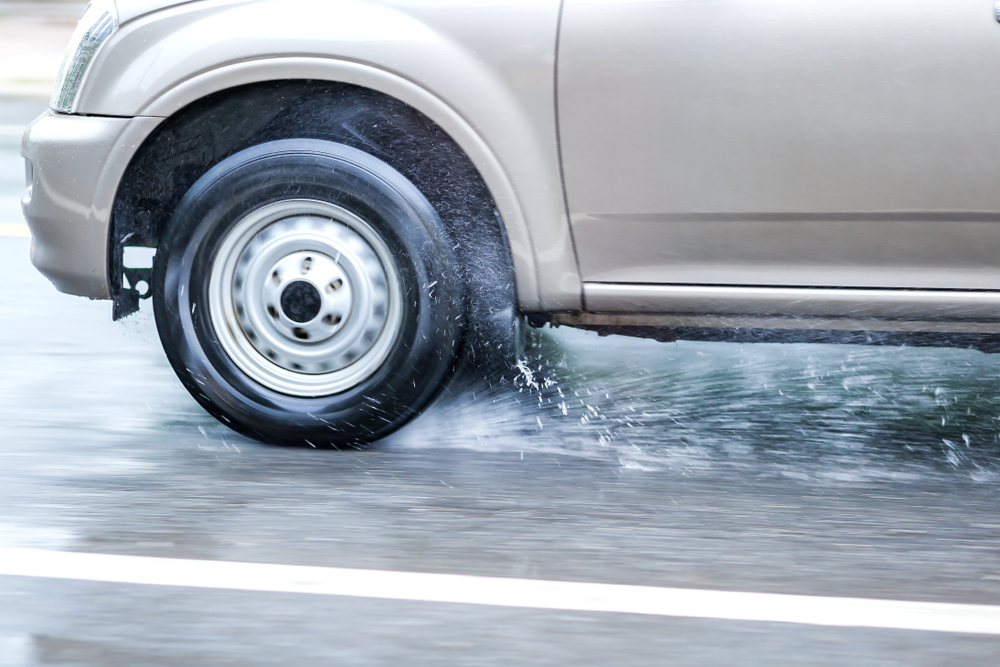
[3,98,1000,665]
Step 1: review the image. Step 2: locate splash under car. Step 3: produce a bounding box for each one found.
[22,0,1000,445]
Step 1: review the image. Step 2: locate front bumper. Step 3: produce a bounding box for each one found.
[21,111,162,299]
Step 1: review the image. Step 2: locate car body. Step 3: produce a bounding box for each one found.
[21,0,1000,444]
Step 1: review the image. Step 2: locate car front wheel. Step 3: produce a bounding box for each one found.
[153,139,461,446]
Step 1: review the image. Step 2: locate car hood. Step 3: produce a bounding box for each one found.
[114,0,204,24]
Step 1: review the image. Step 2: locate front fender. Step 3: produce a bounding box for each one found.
[75,0,581,311]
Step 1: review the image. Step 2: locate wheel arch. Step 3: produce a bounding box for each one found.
[109,60,575,316]
[111,77,526,326]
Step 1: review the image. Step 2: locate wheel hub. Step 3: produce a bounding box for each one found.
[280,280,323,324]
[262,251,354,344]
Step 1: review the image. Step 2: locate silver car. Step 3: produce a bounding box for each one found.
[21,0,1000,445]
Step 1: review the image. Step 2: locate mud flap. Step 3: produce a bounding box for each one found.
[112,267,153,321]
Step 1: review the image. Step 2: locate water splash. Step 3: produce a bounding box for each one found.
[388,326,1000,482]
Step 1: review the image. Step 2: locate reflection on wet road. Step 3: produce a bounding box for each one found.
[3,100,1000,665]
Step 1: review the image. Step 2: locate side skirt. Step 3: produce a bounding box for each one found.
[545,283,1000,352]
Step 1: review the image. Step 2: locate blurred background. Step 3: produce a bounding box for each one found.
[2,1,1000,665]
[0,1,80,240]
[0,2,79,98]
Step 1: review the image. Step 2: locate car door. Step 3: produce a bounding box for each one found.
[558,0,1000,302]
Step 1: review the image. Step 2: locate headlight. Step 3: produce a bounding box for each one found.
[50,0,119,113]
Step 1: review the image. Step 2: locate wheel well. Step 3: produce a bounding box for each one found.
[111,80,516,343]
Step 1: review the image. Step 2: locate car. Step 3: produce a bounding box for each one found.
[21,0,1000,446]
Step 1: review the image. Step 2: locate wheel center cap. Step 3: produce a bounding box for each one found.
[280,280,322,323]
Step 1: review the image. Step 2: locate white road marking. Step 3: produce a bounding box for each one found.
[1,547,999,635]
[0,223,29,237]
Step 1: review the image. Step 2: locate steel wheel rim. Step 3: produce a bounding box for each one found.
[208,199,403,397]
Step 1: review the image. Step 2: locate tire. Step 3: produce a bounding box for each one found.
[152,139,462,446]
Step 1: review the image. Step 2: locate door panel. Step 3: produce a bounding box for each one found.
[558,0,1000,290]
